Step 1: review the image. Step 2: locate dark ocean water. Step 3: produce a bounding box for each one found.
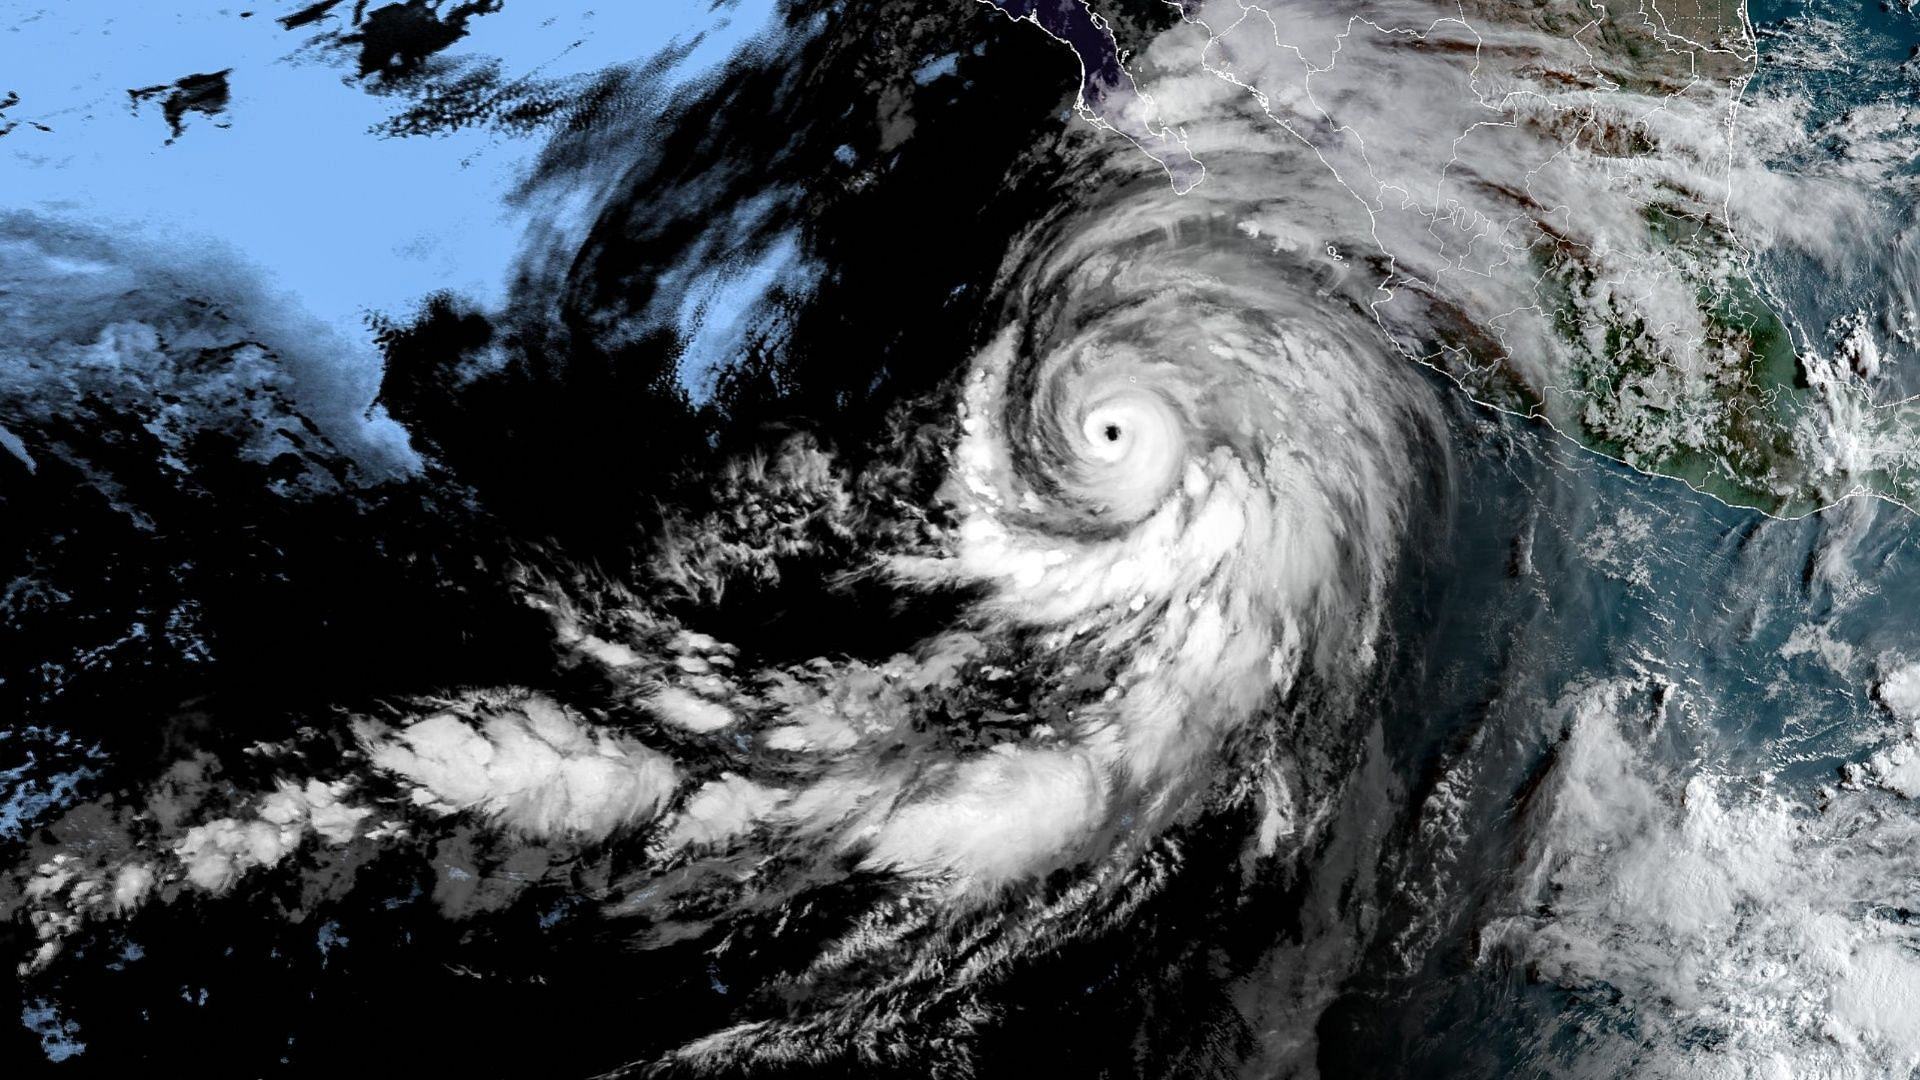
[5,1,1920,1077]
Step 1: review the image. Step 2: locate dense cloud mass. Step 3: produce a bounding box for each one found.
[5,0,1920,1076]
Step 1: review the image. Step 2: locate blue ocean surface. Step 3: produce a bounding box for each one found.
[4,0,1920,1075]
[2,0,776,382]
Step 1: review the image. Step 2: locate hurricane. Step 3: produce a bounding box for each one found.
[4,0,1920,1076]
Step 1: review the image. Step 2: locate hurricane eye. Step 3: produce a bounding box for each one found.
[1103,424,1121,442]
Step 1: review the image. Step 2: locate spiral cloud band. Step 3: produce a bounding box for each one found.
[7,0,1918,1074]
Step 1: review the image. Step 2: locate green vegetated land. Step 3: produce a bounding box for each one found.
[1410,0,1919,516]
[1532,205,1916,516]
